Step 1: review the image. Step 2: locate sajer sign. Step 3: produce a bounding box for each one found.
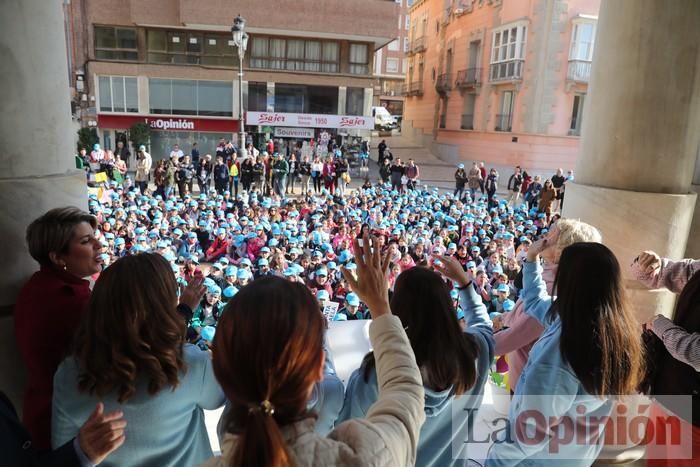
[247,111,373,130]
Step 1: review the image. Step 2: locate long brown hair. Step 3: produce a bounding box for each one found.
[363,267,478,394]
[550,242,644,396]
[75,253,186,403]
[213,276,325,467]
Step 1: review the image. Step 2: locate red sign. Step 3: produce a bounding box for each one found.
[97,114,240,133]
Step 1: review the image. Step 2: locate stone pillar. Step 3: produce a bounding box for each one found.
[0,0,87,406]
[563,0,700,320]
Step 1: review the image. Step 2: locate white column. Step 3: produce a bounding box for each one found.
[338,86,347,115]
[0,0,87,406]
[563,0,700,320]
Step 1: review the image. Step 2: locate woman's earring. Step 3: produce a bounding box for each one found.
[63,264,68,271]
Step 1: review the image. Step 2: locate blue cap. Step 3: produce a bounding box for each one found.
[223,285,239,298]
[225,265,238,277]
[346,293,360,307]
[317,290,330,301]
[207,285,222,296]
[466,261,476,269]
[217,227,226,235]
[450,289,459,299]
[315,267,328,277]
[497,284,510,293]
[503,299,516,312]
[258,258,269,266]
[237,269,251,280]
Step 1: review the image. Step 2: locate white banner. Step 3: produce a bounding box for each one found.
[247,111,373,129]
[274,127,315,138]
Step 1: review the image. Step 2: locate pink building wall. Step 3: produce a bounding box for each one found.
[403,0,600,172]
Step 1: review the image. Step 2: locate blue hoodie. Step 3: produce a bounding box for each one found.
[337,285,494,466]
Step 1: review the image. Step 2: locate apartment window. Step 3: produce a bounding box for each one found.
[403,58,409,73]
[247,82,267,112]
[346,87,365,116]
[386,58,400,73]
[98,76,138,112]
[275,84,305,113]
[489,23,527,81]
[404,37,410,52]
[569,93,585,135]
[147,30,234,65]
[148,79,233,116]
[349,43,369,75]
[495,91,514,131]
[249,37,339,73]
[94,26,138,61]
[570,21,596,61]
[405,15,410,30]
[388,40,399,52]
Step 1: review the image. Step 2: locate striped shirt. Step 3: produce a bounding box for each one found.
[631,257,700,371]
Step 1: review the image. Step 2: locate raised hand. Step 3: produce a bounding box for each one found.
[637,251,662,276]
[432,254,471,288]
[179,276,206,310]
[341,233,391,319]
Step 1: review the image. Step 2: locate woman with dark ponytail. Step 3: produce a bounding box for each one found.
[203,233,425,467]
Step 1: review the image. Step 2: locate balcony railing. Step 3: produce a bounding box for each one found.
[489,59,524,82]
[411,36,426,54]
[455,68,482,88]
[461,114,474,130]
[567,59,592,82]
[435,73,452,93]
[401,81,424,97]
[495,113,513,132]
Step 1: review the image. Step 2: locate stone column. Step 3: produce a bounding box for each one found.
[0,0,87,408]
[563,0,700,320]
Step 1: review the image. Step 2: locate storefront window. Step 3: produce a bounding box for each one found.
[346,87,365,116]
[275,84,305,113]
[98,76,138,113]
[247,82,267,112]
[149,79,233,116]
[150,131,234,161]
[307,86,338,114]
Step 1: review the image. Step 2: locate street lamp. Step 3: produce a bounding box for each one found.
[231,15,249,158]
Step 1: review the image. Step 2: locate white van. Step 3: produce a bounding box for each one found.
[372,106,396,130]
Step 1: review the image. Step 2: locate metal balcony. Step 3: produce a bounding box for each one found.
[461,114,474,130]
[489,59,524,82]
[411,36,426,54]
[455,68,482,89]
[401,82,424,97]
[435,73,452,94]
[567,59,592,83]
[495,113,513,132]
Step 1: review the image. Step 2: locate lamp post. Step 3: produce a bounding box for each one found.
[231,15,249,158]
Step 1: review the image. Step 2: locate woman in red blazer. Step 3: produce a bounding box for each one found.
[15,207,104,449]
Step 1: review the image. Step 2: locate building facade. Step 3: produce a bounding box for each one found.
[402,0,599,171]
[373,0,414,119]
[65,0,398,159]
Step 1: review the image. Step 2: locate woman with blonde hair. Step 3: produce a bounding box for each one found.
[52,253,223,467]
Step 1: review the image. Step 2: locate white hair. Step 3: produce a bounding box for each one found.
[555,218,602,250]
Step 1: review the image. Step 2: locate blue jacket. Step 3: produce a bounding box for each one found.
[486,260,613,466]
[337,285,494,466]
[52,344,226,467]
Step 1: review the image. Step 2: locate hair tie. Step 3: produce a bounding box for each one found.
[249,400,275,416]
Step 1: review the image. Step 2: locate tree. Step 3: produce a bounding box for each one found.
[128,122,151,152]
[77,127,99,153]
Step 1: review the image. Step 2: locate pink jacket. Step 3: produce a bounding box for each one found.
[494,262,557,391]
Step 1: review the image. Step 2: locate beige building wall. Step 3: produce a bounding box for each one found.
[403,0,599,171]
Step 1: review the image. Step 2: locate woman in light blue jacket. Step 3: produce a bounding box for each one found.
[487,238,645,466]
[337,255,494,466]
[52,254,226,467]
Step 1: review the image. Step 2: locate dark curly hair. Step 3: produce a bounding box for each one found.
[75,253,187,403]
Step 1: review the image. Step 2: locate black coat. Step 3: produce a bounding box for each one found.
[0,391,81,467]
